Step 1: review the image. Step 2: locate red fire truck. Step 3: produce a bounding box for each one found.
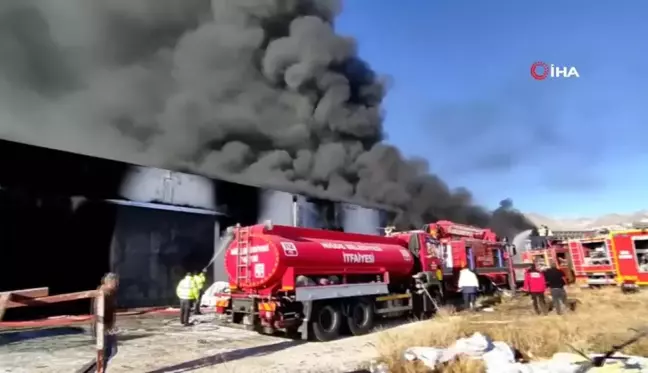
[215,221,444,341]
[606,228,648,290]
[520,236,574,284]
[422,220,513,290]
[212,220,513,341]
[568,232,617,287]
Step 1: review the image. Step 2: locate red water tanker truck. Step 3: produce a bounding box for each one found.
[213,221,446,341]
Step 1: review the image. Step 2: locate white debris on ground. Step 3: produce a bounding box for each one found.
[401,332,648,373]
[200,281,230,307]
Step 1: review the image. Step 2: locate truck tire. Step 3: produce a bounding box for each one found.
[311,303,342,342]
[346,299,374,336]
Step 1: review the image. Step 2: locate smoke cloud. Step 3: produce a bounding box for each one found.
[0,0,534,237]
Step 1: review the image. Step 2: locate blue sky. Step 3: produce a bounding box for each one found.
[336,1,648,218]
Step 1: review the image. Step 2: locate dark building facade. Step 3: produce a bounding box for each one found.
[0,139,392,317]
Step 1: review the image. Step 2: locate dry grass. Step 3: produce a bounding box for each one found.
[376,287,648,373]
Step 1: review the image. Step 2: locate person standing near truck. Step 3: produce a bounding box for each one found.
[522,264,547,315]
[458,265,479,311]
[176,272,199,326]
[193,270,207,315]
[544,262,567,315]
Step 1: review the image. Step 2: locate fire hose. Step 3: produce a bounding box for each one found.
[200,227,235,273]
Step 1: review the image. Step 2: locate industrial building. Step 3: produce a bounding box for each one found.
[0,139,393,318]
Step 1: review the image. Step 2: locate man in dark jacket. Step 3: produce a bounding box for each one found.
[90,272,119,372]
[544,262,567,315]
[522,264,547,315]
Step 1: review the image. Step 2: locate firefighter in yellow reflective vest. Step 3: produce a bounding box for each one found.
[193,270,207,315]
[176,272,199,326]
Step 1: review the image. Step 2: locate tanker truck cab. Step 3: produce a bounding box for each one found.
[218,222,443,342]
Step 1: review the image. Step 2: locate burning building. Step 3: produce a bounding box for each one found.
[0,139,393,317]
[0,0,535,318]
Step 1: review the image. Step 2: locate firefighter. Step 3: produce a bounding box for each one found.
[457,265,479,311]
[176,271,199,326]
[544,262,567,315]
[193,269,207,315]
[522,264,547,315]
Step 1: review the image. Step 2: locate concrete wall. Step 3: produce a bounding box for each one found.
[120,166,216,210]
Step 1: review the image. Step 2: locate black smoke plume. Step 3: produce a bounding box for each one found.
[0,0,534,237]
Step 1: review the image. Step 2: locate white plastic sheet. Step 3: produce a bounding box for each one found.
[200,281,230,307]
[401,333,648,373]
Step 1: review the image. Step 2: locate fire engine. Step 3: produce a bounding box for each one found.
[521,235,574,284]
[568,231,617,287]
[422,220,514,290]
[606,227,648,290]
[212,220,513,341]
[214,221,443,341]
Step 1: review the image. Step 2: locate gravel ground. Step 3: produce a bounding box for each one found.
[0,314,418,373]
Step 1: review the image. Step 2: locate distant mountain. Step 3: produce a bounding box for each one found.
[525,210,648,231]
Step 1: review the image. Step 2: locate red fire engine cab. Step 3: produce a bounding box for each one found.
[421,220,513,288]
[215,221,444,341]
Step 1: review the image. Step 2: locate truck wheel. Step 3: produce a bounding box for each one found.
[311,303,342,342]
[346,299,374,336]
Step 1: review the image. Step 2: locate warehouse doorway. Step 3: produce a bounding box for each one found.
[0,191,116,320]
[216,181,261,228]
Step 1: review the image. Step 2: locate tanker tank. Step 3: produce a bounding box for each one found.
[225,223,416,294]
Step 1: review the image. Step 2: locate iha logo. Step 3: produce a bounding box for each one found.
[530,61,580,80]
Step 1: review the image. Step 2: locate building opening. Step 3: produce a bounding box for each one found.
[108,204,217,309]
[0,191,116,320]
[216,181,261,229]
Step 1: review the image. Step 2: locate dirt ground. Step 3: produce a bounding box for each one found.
[0,314,418,373]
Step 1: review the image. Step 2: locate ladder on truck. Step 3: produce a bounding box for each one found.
[235,224,251,287]
[569,240,585,276]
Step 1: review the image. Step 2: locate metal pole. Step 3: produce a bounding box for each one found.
[96,290,105,373]
[291,195,298,227]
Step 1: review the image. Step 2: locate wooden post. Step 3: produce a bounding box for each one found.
[0,292,9,321]
[0,287,103,373]
[5,290,95,309]
[96,290,105,373]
